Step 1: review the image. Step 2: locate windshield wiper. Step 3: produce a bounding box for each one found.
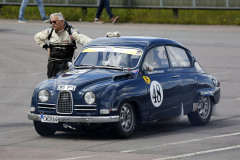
[75,64,95,69]
[96,65,123,71]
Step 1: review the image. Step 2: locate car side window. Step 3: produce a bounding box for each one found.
[142,46,169,71]
[166,46,191,67]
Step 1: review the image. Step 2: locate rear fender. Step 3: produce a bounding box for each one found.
[193,87,220,112]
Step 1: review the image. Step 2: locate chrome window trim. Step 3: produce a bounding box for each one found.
[73,46,143,70]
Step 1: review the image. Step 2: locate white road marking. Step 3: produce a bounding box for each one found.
[153,145,240,160]
[57,155,98,160]
[121,131,240,153]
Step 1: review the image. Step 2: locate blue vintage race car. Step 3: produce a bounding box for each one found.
[28,36,220,138]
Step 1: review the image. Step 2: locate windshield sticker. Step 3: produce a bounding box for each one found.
[105,46,115,52]
[82,48,97,52]
[136,50,142,55]
[143,76,151,84]
[57,85,76,91]
[115,48,142,55]
[150,81,163,107]
[82,47,142,55]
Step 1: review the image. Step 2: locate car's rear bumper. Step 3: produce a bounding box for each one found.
[28,112,119,123]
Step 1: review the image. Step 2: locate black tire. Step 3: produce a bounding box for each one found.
[111,102,136,138]
[34,121,56,136]
[187,96,212,126]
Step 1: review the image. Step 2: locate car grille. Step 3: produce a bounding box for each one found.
[38,103,56,112]
[74,105,97,113]
[57,91,73,114]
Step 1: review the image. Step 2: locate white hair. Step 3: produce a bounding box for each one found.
[50,12,65,21]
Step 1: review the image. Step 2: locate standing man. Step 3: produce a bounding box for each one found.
[18,0,49,23]
[34,12,92,78]
[94,0,119,24]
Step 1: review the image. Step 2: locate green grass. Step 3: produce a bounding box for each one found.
[1,5,240,25]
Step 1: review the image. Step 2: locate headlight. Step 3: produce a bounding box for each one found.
[38,89,50,102]
[84,91,95,104]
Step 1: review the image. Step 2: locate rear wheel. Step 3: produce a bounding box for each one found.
[188,96,212,126]
[34,121,56,136]
[111,102,136,138]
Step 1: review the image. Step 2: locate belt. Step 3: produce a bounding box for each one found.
[48,57,72,62]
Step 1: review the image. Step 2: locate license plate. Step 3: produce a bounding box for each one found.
[41,115,58,123]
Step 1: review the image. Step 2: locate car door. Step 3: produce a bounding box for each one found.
[166,46,198,114]
[142,46,182,120]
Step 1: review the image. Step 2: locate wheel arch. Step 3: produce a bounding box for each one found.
[193,87,219,111]
[118,99,143,124]
[194,88,212,100]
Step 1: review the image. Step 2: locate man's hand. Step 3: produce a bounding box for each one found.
[47,48,50,56]
[43,44,50,56]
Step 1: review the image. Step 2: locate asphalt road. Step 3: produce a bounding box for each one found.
[0,19,240,160]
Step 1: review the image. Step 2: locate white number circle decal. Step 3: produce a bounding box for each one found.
[150,81,163,107]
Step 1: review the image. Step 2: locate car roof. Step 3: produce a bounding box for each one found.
[84,36,188,52]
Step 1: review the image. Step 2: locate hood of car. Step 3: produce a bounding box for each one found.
[38,69,133,91]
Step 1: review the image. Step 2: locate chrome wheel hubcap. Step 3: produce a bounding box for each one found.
[197,97,211,119]
[120,104,133,131]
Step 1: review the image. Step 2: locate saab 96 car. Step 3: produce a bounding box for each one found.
[28,36,220,138]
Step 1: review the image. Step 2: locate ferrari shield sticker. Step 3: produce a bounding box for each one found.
[143,76,151,84]
[150,81,163,107]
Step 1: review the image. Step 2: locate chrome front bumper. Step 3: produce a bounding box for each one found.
[28,112,119,123]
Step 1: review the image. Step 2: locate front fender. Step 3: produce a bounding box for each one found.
[99,78,149,120]
[31,81,44,107]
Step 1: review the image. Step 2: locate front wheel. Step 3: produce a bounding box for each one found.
[34,121,56,136]
[188,96,212,126]
[111,102,136,138]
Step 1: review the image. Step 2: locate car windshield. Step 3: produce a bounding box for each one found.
[74,47,143,69]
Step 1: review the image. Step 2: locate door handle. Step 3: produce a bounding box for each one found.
[172,75,180,78]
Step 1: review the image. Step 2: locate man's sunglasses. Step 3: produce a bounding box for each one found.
[50,20,59,24]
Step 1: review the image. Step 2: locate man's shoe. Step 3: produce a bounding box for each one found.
[94,19,104,24]
[18,18,28,23]
[42,17,50,23]
[111,16,119,24]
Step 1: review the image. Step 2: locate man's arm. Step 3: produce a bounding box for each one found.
[34,28,51,48]
[34,28,52,56]
[71,29,92,46]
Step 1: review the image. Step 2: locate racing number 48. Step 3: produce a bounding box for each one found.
[152,84,162,103]
[150,81,163,107]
